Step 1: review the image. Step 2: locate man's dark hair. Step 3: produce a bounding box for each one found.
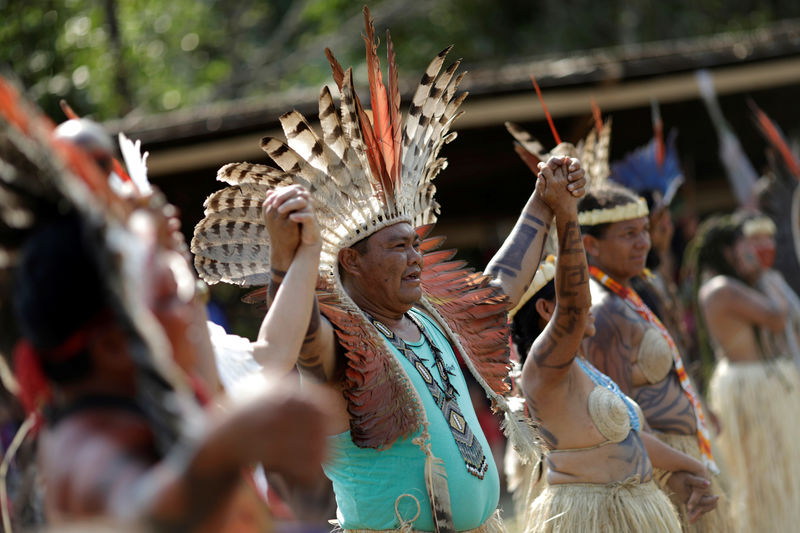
[578,183,642,239]
[510,280,555,364]
[349,234,371,255]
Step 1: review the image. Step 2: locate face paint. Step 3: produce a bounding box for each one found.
[755,246,776,269]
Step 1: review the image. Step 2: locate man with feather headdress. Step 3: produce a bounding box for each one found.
[191,8,585,532]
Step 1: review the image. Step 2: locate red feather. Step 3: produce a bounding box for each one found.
[386,30,402,182]
[415,223,436,240]
[422,248,458,267]
[13,340,51,423]
[325,48,386,202]
[651,100,665,170]
[590,97,603,134]
[530,74,561,146]
[0,78,38,134]
[362,8,392,171]
[325,10,406,208]
[425,259,468,273]
[59,99,79,120]
[111,158,134,184]
[324,48,346,89]
[419,234,447,253]
[750,100,800,180]
[343,68,389,200]
[514,144,542,175]
[318,290,420,449]
[419,246,512,395]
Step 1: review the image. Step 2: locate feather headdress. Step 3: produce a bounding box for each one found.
[504,76,612,190]
[610,102,684,208]
[191,8,525,456]
[506,83,653,228]
[748,101,800,295]
[0,76,202,453]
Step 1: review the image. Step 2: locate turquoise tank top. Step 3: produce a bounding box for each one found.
[323,308,500,531]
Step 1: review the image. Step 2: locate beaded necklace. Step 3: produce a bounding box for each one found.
[368,310,488,479]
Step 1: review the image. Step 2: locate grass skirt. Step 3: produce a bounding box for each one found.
[524,479,681,533]
[504,445,545,526]
[708,358,800,533]
[651,431,733,533]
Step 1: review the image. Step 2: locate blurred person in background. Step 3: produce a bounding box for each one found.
[578,183,732,532]
[694,214,800,533]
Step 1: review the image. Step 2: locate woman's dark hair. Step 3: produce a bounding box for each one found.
[13,213,105,383]
[578,183,642,239]
[510,279,555,364]
[684,214,747,389]
[695,215,744,281]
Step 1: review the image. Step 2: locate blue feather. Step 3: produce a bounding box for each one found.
[610,129,683,204]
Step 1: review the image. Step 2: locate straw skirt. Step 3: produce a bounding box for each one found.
[524,478,681,533]
[708,358,800,533]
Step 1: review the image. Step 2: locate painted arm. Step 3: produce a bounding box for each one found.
[523,158,590,389]
[485,156,586,307]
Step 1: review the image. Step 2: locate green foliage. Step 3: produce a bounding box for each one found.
[2,0,799,121]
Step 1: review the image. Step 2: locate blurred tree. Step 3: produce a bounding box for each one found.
[1,0,799,120]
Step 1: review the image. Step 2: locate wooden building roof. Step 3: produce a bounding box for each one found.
[106,19,800,256]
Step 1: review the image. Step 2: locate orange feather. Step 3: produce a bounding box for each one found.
[386,29,402,182]
[590,97,603,134]
[513,144,542,174]
[361,7,396,204]
[530,74,561,145]
[651,100,665,170]
[324,48,346,90]
[59,99,79,120]
[750,101,800,179]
